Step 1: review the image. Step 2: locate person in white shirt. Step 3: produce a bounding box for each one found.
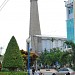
[36,69,41,75]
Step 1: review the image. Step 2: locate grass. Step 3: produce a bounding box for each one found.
[0,71,28,75]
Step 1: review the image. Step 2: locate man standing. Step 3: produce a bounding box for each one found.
[32,67,35,75]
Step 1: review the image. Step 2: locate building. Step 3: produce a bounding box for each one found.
[27,35,67,53]
[27,0,41,54]
[26,0,67,54]
[65,0,74,42]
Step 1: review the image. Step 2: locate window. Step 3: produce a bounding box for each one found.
[68,7,73,14]
[69,9,70,14]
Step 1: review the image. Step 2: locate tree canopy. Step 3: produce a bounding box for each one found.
[65,41,75,66]
[20,50,38,67]
[37,48,71,68]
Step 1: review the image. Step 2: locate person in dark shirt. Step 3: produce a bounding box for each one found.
[66,72,70,75]
[32,67,35,75]
[52,73,56,75]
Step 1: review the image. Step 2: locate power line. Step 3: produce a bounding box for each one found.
[0,0,10,11]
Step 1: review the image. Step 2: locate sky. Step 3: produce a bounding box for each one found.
[0,0,67,55]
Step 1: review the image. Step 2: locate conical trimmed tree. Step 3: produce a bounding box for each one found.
[2,36,24,71]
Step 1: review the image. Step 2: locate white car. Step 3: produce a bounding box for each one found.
[52,68,75,75]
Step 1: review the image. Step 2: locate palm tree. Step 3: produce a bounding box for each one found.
[65,41,75,66]
[61,51,72,66]
[51,38,55,49]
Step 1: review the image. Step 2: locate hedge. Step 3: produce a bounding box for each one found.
[0,72,28,75]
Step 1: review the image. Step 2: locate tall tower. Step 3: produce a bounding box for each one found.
[29,0,41,36]
[27,0,41,53]
[65,0,75,42]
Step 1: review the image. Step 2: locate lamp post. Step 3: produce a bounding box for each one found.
[27,42,30,75]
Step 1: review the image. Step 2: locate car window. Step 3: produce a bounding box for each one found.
[63,68,69,71]
[58,68,64,71]
[67,68,74,72]
[58,68,69,71]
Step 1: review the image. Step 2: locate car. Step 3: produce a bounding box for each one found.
[52,67,75,75]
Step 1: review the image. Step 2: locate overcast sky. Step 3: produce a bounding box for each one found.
[0,0,67,55]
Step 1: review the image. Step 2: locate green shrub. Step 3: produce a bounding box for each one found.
[0,72,28,75]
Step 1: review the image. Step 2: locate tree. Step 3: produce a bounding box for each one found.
[38,48,63,68]
[61,51,72,66]
[51,38,55,49]
[20,50,38,67]
[2,36,24,71]
[65,41,75,66]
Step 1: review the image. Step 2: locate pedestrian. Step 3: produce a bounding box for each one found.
[40,72,44,75]
[32,67,35,75]
[52,73,56,75]
[36,68,41,75]
[66,72,70,75]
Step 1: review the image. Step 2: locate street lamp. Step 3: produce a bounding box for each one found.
[27,42,30,75]
[27,37,31,75]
